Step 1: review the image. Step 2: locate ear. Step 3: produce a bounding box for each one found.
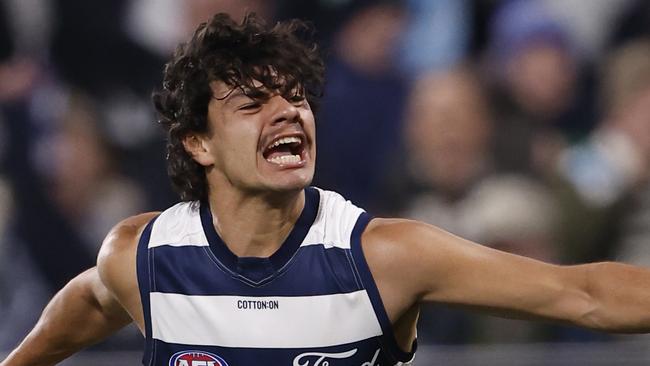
[182,133,215,166]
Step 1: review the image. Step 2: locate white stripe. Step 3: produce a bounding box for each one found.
[149,201,209,248]
[300,188,365,249]
[150,291,382,348]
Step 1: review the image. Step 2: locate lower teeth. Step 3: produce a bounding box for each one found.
[268,154,301,164]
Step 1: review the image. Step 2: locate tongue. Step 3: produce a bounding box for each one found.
[265,145,294,160]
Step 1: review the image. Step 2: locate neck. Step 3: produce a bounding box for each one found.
[207,185,305,258]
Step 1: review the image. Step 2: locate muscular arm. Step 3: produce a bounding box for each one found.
[364,218,650,333]
[1,212,157,366]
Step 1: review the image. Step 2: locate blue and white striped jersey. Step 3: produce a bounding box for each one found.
[136,187,416,366]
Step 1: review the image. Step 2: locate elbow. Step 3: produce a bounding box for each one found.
[574,301,608,332]
[571,262,650,333]
[569,293,605,331]
[562,263,610,331]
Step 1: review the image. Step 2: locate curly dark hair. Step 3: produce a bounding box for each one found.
[153,13,325,202]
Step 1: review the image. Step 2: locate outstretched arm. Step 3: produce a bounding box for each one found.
[0,268,132,366]
[364,218,650,333]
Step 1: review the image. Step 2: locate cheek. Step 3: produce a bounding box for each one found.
[220,120,261,163]
[301,112,317,140]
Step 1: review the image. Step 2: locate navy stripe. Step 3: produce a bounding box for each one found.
[200,187,320,284]
[349,213,416,363]
[136,215,159,366]
[149,244,362,296]
[151,337,391,366]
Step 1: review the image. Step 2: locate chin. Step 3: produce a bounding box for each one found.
[273,179,312,192]
[266,173,313,193]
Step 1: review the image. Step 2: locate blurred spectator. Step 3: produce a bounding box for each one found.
[48,0,174,210]
[47,0,273,211]
[276,0,394,51]
[50,0,163,96]
[2,83,147,348]
[401,67,494,240]
[329,2,405,75]
[43,92,146,248]
[398,67,559,344]
[314,1,409,212]
[486,0,596,177]
[464,175,558,262]
[0,0,92,292]
[126,0,273,58]
[0,3,61,339]
[558,39,650,264]
[398,0,471,78]
[0,177,51,350]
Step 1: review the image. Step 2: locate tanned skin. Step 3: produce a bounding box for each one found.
[3,82,650,366]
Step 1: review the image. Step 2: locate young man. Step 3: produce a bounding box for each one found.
[3,13,650,366]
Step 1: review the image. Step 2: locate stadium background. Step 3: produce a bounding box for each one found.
[1,0,650,364]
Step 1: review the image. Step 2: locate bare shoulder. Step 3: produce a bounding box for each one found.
[362,217,500,271]
[357,217,465,342]
[98,212,160,260]
[360,217,494,301]
[97,211,159,278]
[363,217,443,243]
[96,212,159,329]
[361,217,452,266]
[360,218,450,302]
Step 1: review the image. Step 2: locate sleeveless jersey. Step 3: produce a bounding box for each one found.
[136,187,416,366]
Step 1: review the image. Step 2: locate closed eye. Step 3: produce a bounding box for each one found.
[288,95,306,105]
[239,102,262,111]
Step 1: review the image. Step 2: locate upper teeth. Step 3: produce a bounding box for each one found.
[269,136,301,148]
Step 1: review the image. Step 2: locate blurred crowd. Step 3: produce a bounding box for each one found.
[1,0,650,350]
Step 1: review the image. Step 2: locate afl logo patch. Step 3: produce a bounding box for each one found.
[169,350,228,366]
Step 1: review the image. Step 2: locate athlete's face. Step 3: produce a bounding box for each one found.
[186,80,316,194]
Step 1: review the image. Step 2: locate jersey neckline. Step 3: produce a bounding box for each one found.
[199,187,320,284]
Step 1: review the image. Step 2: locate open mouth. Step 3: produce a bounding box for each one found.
[262,135,306,165]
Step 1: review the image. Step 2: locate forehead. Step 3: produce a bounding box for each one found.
[210,80,232,96]
[209,80,262,100]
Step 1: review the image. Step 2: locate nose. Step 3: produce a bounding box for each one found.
[270,95,300,125]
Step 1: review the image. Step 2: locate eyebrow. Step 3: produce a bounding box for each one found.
[213,83,301,104]
[213,88,246,103]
